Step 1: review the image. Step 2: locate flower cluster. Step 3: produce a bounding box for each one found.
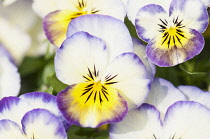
[0,0,210,138]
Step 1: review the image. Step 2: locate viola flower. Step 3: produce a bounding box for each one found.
[55,23,150,127]
[0,109,67,139]
[41,0,125,47]
[0,45,20,98]
[109,101,210,139]
[0,92,70,130]
[135,0,209,67]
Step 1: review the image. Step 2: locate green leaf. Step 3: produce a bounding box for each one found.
[47,73,68,94]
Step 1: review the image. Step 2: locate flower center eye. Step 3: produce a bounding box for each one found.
[76,0,100,14]
[158,17,189,49]
[81,66,118,104]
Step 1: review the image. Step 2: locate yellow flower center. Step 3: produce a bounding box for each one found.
[157,17,191,49]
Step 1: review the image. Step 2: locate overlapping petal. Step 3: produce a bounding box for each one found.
[55,31,108,85]
[110,101,210,139]
[164,101,210,138]
[0,97,33,126]
[0,120,26,139]
[103,52,150,109]
[22,109,67,139]
[20,92,71,130]
[178,85,210,108]
[56,32,149,127]
[67,14,133,61]
[42,0,125,47]
[145,78,186,119]
[110,104,162,139]
[0,109,67,139]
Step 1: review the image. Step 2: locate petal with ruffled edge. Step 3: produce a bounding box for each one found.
[127,0,171,24]
[102,52,150,109]
[19,92,71,130]
[178,85,210,108]
[132,38,156,80]
[57,84,128,128]
[163,101,210,138]
[145,78,186,119]
[67,14,133,61]
[22,109,67,139]
[55,31,108,85]
[20,92,62,119]
[0,56,20,98]
[43,0,125,47]
[0,120,26,139]
[146,28,204,67]
[169,0,209,33]
[109,104,162,139]
[0,97,33,127]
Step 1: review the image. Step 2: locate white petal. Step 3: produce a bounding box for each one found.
[178,85,210,109]
[103,52,150,109]
[88,0,125,21]
[0,17,31,64]
[133,37,156,80]
[0,97,33,127]
[109,104,162,139]
[169,0,209,33]
[0,120,26,139]
[127,0,171,24]
[135,4,169,42]
[55,31,108,85]
[0,56,20,98]
[32,0,58,18]
[22,109,67,139]
[145,78,186,120]
[164,101,210,138]
[67,14,133,62]
[20,92,61,118]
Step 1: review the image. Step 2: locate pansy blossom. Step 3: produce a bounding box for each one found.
[55,15,150,128]
[135,0,209,66]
